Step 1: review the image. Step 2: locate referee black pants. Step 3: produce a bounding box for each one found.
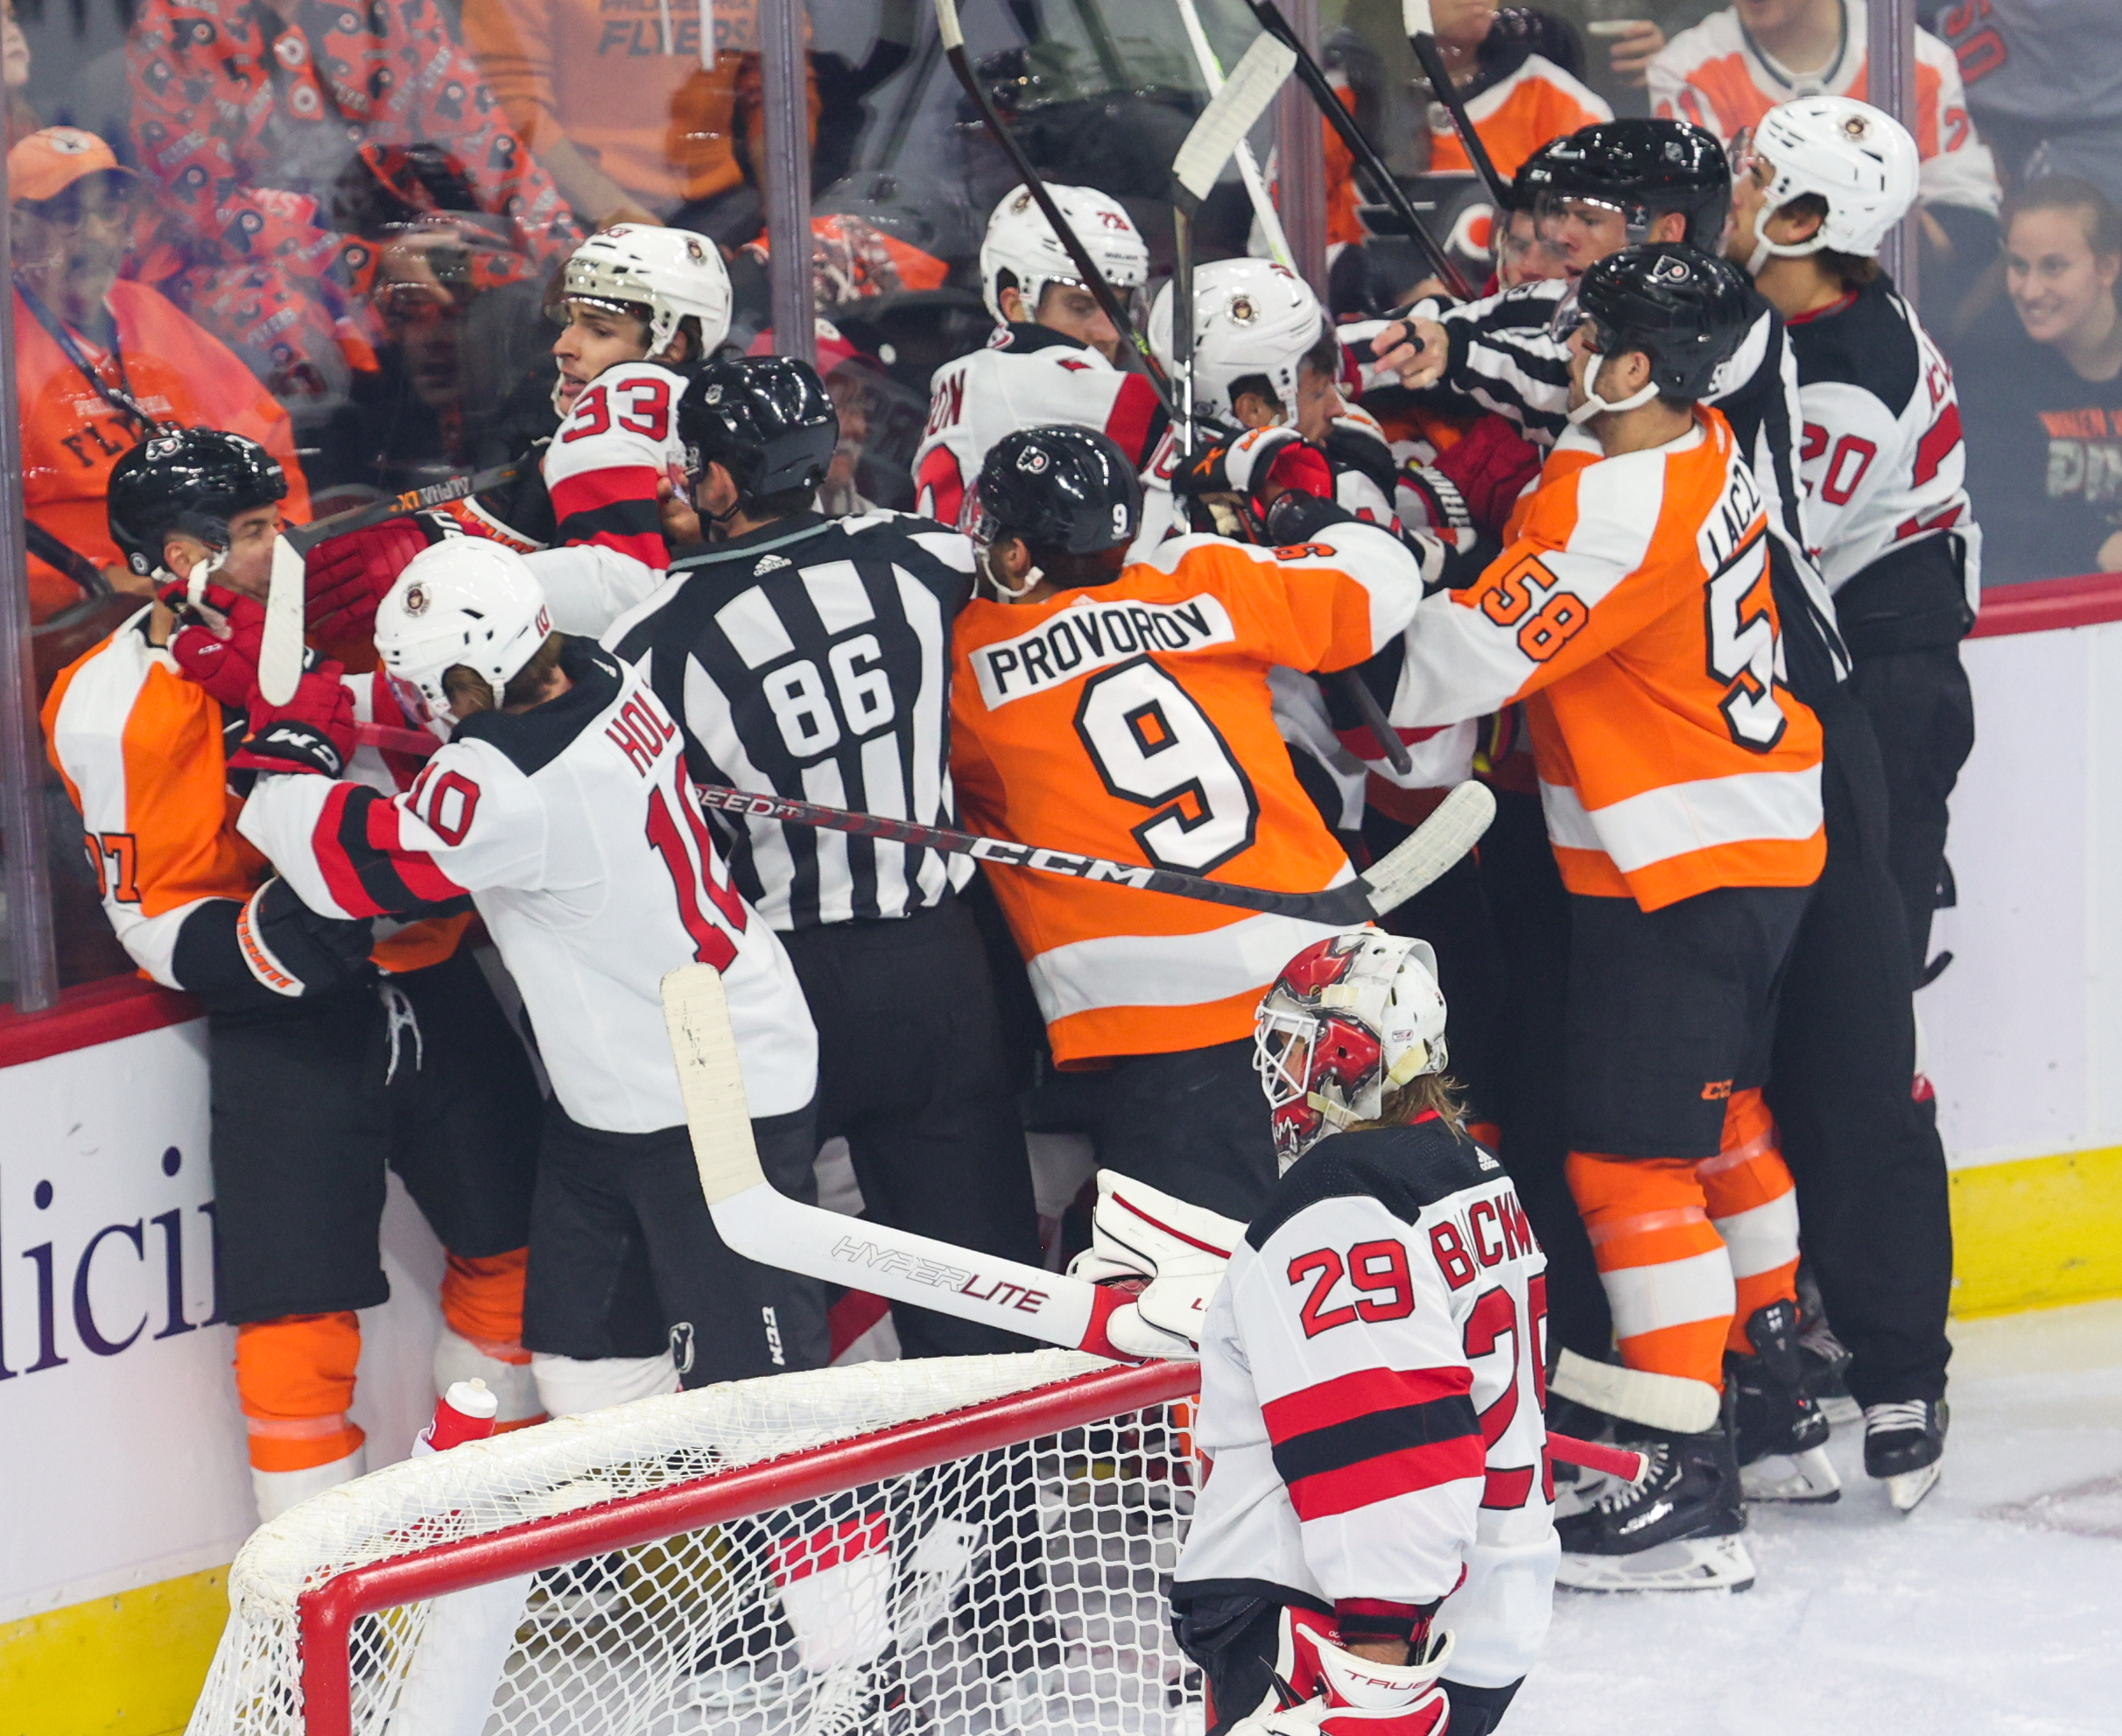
[778,896,1044,1358]
[1766,684,1954,1408]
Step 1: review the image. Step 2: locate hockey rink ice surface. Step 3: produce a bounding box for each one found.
[1514,1298,2122,1735]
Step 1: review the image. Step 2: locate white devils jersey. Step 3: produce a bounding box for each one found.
[1786,278,1981,604]
[530,360,689,635]
[1176,1118,1556,1691]
[238,639,818,1134]
[914,324,1165,525]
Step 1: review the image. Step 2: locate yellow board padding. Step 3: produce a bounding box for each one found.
[0,1564,228,1736]
[1950,1144,2122,1318]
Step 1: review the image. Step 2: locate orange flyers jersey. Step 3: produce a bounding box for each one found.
[15,281,312,623]
[44,613,461,989]
[950,525,1424,1066]
[1648,0,1999,216]
[1428,55,1611,179]
[1389,411,1825,912]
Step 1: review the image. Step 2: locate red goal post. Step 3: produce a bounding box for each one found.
[191,1352,1203,1736]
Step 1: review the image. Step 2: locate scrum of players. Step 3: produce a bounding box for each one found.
[44,91,1973,1736]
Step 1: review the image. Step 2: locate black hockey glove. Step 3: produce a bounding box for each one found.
[172,879,375,1011]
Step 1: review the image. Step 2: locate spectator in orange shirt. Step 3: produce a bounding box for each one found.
[11,129,312,624]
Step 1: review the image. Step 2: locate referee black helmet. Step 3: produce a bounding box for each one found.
[1539,119,1732,252]
[680,355,839,517]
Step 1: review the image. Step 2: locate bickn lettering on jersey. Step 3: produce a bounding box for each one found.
[972,594,1239,708]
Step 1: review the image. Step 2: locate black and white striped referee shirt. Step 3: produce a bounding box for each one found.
[608,510,977,931]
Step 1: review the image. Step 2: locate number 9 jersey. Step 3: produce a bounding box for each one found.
[948,524,1424,1067]
[1174,1115,1556,1695]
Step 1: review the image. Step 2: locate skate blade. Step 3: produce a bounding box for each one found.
[1742,1445,1842,1504]
[1885,1460,1942,1513]
[1556,1534,1755,1594]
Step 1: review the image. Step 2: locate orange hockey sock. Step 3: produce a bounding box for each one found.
[235,1312,366,1472]
[1566,1150,1734,1393]
[1697,1089,1801,1353]
[439,1248,530,1363]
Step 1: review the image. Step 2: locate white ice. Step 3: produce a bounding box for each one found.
[1514,1298,2122,1736]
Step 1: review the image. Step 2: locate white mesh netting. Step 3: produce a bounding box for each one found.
[188,1351,1203,1736]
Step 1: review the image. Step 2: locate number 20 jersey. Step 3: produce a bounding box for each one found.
[238,640,817,1135]
[948,525,1423,1066]
[1176,1118,1556,1691]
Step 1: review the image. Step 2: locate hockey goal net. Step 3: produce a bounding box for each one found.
[188,1352,1204,1736]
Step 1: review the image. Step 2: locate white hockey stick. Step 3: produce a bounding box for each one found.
[1172,30,1298,210]
[1170,0,1294,267]
[256,534,307,706]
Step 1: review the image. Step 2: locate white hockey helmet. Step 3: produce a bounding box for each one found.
[375,540,554,740]
[562,223,734,359]
[1148,258,1324,427]
[980,183,1149,325]
[1743,96,1921,264]
[1254,931,1450,1166]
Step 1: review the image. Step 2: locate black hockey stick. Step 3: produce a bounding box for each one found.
[25,520,114,600]
[1402,0,1510,210]
[697,777,1493,924]
[282,462,525,557]
[1238,0,1473,299]
[933,0,1175,414]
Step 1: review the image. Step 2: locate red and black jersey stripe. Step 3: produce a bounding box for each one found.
[312,783,470,917]
[1262,1364,1483,1522]
[550,465,667,573]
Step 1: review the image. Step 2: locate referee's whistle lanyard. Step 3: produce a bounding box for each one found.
[14,275,163,436]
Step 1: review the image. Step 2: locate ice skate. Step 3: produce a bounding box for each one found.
[1798,1316,1862,1427]
[800,1656,924,1736]
[1556,1424,1754,1593]
[1866,1400,1948,1513]
[1732,1300,1841,1503]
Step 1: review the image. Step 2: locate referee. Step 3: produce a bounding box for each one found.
[609,355,1043,1357]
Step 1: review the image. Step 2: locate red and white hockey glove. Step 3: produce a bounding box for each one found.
[1068,1170,1245,1360]
[1228,1615,1455,1736]
[162,579,269,708]
[305,515,440,640]
[1425,415,1542,541]
[228,664,356,777]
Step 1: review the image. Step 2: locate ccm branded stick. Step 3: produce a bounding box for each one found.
[1403,0,1510,209]
[660,961,1644,1481]
[696,776,1495,925]
[256,462,527,705]
[1239,0,1472,299]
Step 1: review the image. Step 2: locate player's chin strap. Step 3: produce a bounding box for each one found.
[1565,350,1661,425]
[1746,209,1832,276]
[974,542,1043,601]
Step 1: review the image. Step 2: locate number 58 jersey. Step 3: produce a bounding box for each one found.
[1175,1118,1556,1690]
[948,525,1423,1066]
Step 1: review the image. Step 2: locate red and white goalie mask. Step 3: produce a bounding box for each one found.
[1254,931,1450,1166]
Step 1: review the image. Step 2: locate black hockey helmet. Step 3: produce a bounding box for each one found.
[961,425,1142,557]
[1566,244,1755,404]
[106,427,288,579]
[1538,119,1732,252]
[1509,136,1568,213]
[679,355,839,506]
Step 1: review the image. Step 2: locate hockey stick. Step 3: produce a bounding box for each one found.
[25,520,113,600]
[660,963,1640,1481]
[695,775,1493,925]
[933,0,1175,414]
[1402,0,1510,210]
[1171,0,1295,270]
[1238,0,1473,299]
[256,462,528,705]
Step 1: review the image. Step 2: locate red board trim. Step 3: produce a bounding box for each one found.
[1971,572,2122,639]
[0,975,199,1071]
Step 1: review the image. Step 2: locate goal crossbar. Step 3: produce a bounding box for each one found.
[294,1359,1200,1736]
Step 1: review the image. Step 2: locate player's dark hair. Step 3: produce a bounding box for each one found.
[1225,373,1283,419]
[2001,175,2122,262]
[1022,542,1128,590]
[1369,1072,1471,1142]
[444,632,565,714]
[1300,327,1341,381]
[1780,193,1880,291]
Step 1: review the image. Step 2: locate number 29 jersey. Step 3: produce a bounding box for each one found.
[948,525,1423,1067]
[1176,1117,1556,1691]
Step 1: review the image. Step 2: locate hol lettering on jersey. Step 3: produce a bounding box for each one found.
[973,594,1238,710]
[605,685,680,776]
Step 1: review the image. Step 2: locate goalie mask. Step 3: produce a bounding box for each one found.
[560,223,734,362]
[1148,258,1324,428]
[1255,931,1449,1166]
[980,183,1149,327]
[1734,96,1920,271]
[375,540,553,740]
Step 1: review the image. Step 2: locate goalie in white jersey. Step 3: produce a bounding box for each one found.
[1083,934,1554,1736]
[237,539,829,1416]
[911,183,1166,524]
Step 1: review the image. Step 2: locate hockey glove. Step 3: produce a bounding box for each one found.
[228,664,356,777]
[306,515,440,640]
[232,877,375,999]
[1425,415,1542,541]
[162,580,269,709]
[1175,427,1336,541]
[1068,1170,1245,1360]
[1226,1615,1455,1736]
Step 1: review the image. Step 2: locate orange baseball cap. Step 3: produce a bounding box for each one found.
[8,127,138,205]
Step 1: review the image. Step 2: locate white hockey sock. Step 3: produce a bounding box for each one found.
[251,1443,367,1525]
[434,1326,544,1424]
[530,1350,680,1418]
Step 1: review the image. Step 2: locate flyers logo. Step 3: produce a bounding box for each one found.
[1273,542,1334,560]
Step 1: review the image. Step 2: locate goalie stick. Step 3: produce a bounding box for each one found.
[1403,0,1510,210]
[695,776,1494,925]
[659,962,1642,1481]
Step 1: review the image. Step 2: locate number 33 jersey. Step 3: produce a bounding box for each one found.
[238,638,817,1135]
[948,526,1423,1066]
[1176,1117,1556,1690]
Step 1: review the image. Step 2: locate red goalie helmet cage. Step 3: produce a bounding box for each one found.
[188,1353,1202,1736]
